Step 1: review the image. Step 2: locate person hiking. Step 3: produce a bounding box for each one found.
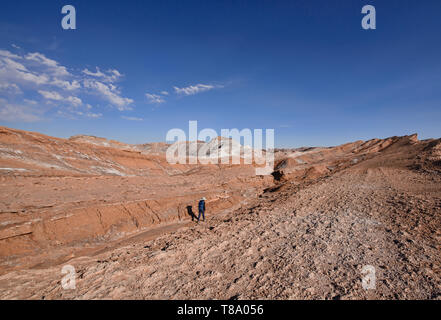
[197,197,206,223]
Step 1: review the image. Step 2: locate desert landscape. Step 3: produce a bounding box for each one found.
[0,126,440,299]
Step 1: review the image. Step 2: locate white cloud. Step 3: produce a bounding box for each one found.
[109,69,122,78]
[38,90,64,100]
[82,67,122,83]
[84,79,133,110]
[0,54,50,86]
[121,116,143,121]
[66,96,82,107]
[19,72,50,85]
[0,49,22,60]
[146,93,165,104]
[11,44,21,49]
[25,52,57,66]
[73,111,102,118]
[86,112,102,119]
[57,108,102,120]
[0,98,41,122]
[0,83,22,95]
[25,52,70,77]
[1,57,27,72]
[0,47,133,120]
[38,90,82,107]
[161,91,169,95]
[82,67,105,78]
[51,78,81,91]
[174,83,221,96]
[23,99,37,105]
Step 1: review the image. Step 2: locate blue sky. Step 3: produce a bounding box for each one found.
[1,0,441,147]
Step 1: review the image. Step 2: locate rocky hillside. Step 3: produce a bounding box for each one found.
[0,127,440,300]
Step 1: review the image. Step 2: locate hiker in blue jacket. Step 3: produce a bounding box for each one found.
[197,197,206,223]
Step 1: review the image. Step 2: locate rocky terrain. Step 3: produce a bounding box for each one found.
[0,126,272,273]
[0,126,440,299]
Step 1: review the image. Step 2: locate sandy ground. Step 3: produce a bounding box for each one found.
[0,164,439,299]
[1,128,440,300]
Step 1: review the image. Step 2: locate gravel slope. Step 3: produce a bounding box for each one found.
[1,160,439,299]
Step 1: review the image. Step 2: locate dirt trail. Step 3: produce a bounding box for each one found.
[0,163,439,299]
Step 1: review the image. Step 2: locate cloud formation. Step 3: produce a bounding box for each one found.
[0,47,134,122]
[144,83,224,106]
[121,116,143,121]
[82,67,122,83]
[0,98,41,122]
[145,93,165,104]
[174,83,221,96]
[0,83,22,95]
[84,79,133,111]
[25,52,70,77]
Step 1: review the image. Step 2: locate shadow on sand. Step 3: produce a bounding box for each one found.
[186,205,197,221]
